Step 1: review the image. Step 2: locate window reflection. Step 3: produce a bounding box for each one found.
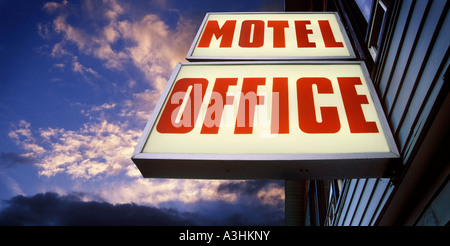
[355,0,374,22]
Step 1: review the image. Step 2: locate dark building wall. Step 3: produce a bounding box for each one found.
[361,0,449,226]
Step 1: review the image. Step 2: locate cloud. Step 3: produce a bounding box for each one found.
[0,187,284,226]
[43,121,140,179]
[108,179,285,225]
[118,13,196,92]
[72,56,100,77]
[7,120,286,216]
[37,22,52,39]
[120,89,161,122]
[99,179,240,206]
[52,15,89,52]
[217,180,285,208]
[8,120,45,158]
[42,0,195,92]
[43,0,68,13]
[46,1,128,72]
[9,120,140,179]
[81,102,117,118]
[93,179,285,223]
[0,192,198,226]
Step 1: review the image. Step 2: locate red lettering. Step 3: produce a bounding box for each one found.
[338,77,378,133]
[294,21,315,48]
[267,21,289,48]
[297,77,340,133]
[201,78,238,134]
[198,20,236,48]
[318,20,344,48]
[197,19,346,50]
[235,78,265,134]
[271,77,289,134]
[156,78,208,134]
[156,76,377,135]
[239,20,265,48]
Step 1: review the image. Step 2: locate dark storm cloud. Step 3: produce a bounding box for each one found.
[0,192,198,226]
[0,190,284,226]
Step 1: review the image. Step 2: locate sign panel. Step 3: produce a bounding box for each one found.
[132,62,399,179]
[186,12,355,60]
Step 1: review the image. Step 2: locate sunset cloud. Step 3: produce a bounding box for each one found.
[72,56,100,77]
[120,89,161,122]
[8,120,46,158]
[43,0,195,93]
[9,120,140,179]
[102,179,240,206]
[43,0,68,13]
[118,14,196,92]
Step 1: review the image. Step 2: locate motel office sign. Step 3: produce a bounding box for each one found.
[132,13,399,179]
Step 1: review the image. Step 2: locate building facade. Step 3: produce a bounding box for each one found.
[285,0,449,226]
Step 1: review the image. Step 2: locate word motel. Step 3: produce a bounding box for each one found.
[188,13,354,59]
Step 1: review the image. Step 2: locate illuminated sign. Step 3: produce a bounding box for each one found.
[132,62,399,179]
[186,12,355,60]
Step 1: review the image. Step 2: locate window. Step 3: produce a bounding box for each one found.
[305,180,330,226]
[337,0,392,65]
[353,0,390,60]
[355,0,374,22]
[367,0,389,60]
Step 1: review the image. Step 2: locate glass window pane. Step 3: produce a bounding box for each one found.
[355,0,374,22]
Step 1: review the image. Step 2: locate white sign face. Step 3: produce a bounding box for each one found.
[132,62,399,179]
[186,12,355,60]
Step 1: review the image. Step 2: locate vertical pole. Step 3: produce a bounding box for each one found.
[285,180,306,226]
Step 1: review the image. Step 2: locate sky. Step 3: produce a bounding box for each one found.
[0,0,286,226]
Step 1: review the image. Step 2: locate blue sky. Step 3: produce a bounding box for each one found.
[0,0,285,225]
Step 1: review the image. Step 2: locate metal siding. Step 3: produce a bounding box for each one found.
[377,0,414,96]
[369,179,393,225]
[349,179,369,225]
[402,62,449,161]
[332,0,448,226]
[397,7,450,160]
[342,179,365,225]
[358,178,381,225]
[383,1,429,112]
[333,178,392,226]
[353,178,377,225]
[389,1,442,130]
[311,0,449,226]
[335,179,357,225]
